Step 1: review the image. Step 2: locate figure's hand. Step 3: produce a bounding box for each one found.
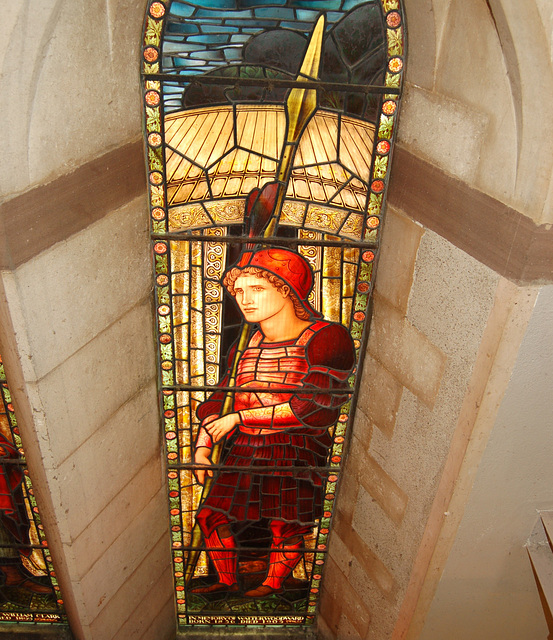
[204,413,240,444]
[194,447,213,485]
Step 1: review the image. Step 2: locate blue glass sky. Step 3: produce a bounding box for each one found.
[162,0,378,111]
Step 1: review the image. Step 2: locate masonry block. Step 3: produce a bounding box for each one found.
[374,207,423,312]
[368,294,446,408]
[357,354,402,439]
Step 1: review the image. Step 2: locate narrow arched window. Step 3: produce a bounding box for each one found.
[142,0,404,630]
[0,356,65,624]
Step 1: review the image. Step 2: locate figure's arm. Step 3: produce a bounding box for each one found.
[193,342,239,452]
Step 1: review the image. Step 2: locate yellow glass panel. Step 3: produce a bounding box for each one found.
[211,177,227,198]
[322,276,341,322]
[298,230,322,313]
[172,294,190,328]
[291,178,310,199]
[342,296,353,326]
[190,347,204,377]
[178,406,191,443]
[322,243,341,278]
[241,175,259,195]
[280,200,306,226]
[341,218,363,240]
[305,205,347,233]
[171,182,196,206]
[224,176,242,197]
[344,246,360,264]
[189,179,209,202]
[204,199,244,224]
[340,187,360,210]
[176,360,189,385]
[173,324,189,360]
[169,204,211,231]
[342,261,357,298]
[172,272,190,296]
[297,112,338,166]
[339,116,375,183]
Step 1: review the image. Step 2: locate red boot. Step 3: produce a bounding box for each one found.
[191,529,239,593]
[244,538,302,597]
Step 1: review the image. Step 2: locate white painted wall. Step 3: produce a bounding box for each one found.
[420,285,553,640]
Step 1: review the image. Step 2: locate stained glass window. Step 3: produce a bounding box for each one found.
[0,355,66,625]
[142,0,404,629]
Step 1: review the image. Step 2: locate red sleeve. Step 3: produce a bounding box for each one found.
[290,322,355,427]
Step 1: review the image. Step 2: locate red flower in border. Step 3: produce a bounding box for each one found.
[152,207,166,220]
[157,274,169,286]
[382,100,397,115]
[377,140,391,155]
[354,311,366,322]
[150,2,165,18]
[145,90,160,106]
[389,57,403,73]
[144,46,159,62]
[150,171,163,185]
[387,11,401,28]
[148,132,162,147]
[367,216,380,229]
[362,250,375,262]
[371,179,385,193]
[357,281,370,293]
[154,241,167,254]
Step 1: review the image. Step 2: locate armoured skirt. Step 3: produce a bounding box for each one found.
[202,428,332,525]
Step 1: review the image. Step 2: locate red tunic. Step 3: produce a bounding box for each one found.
[195,321,355,532]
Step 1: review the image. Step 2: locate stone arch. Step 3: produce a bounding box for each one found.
[485,0,553,222]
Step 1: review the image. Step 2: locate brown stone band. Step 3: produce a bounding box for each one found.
[0,140,147,270]
[388,148,553,285]
[1,141,551,284]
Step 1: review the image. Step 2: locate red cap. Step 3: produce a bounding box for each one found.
[231,248,321,318]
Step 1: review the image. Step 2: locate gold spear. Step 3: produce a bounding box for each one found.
[185,14,325,586]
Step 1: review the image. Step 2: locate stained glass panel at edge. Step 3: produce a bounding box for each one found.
[0,356,66,625]
[143,0,404,629]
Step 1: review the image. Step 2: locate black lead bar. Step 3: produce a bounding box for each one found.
[143,73,401,95]
[152,233,379,250]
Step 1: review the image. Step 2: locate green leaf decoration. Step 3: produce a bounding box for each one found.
[150,185,165,207]
[145,17,162,45]
[383,0,399,10]
[368,192,383,215]
[146,107,161,131]
[155,254,168,274]
[374,155,389,178]
[152,219,166,234]
[378,115,394,139]
[143,62,160,74]
[149,147,163,171]
[386,72,401,89]
[387,28,403,56]
[157,285,170,305]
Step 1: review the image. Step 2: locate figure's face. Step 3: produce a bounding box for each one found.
[233,274,289,324]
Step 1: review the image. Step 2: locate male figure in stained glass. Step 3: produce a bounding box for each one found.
[193,247,355,596]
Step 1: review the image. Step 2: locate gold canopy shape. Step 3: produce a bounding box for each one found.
[165,105,375,235]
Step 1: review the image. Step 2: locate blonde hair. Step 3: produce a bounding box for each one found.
[223,266,310,320]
